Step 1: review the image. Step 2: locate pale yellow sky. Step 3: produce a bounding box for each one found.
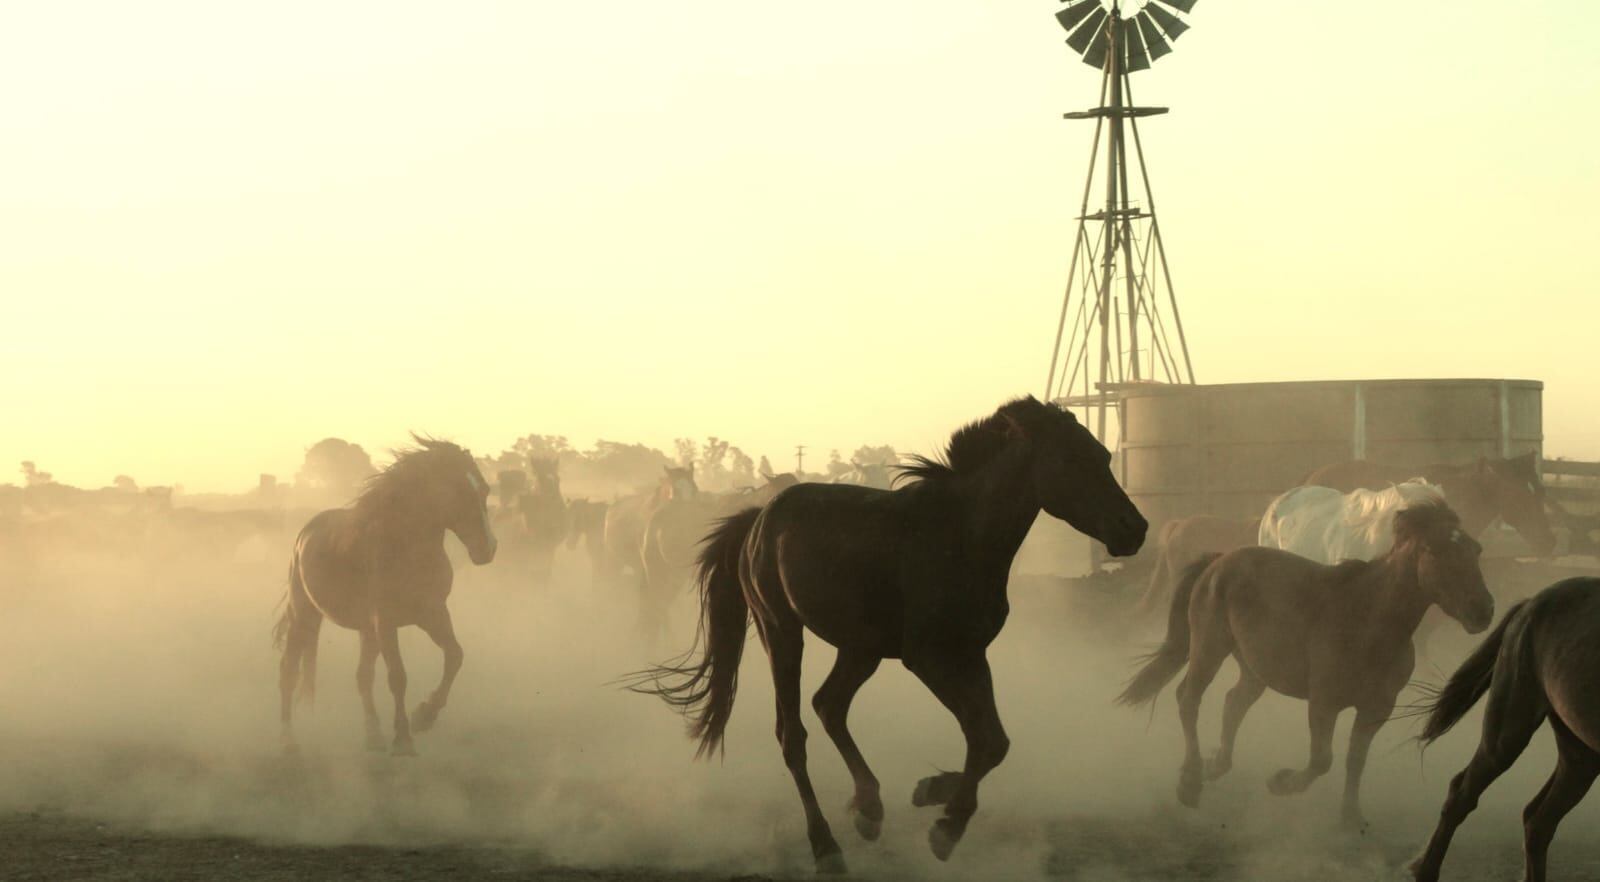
[2,2,1597,491]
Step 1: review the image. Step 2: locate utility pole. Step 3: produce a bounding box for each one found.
[795,444,807,476]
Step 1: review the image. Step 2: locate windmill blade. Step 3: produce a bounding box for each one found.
[1065,7,1108,56]
[1153,0,1198,13]
[1145,3,1190,41]
[1136,12,1173,61]
[1122,18,1151,72]
[1055,0,1099,33]
[1082,19,1111,69]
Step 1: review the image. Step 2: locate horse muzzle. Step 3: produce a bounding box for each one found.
[1102,511,1148,558]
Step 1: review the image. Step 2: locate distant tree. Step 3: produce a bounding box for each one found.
[113,475,138,493]
[20,461,52,487]
[585,440,675,491]
[513,434,572,461]
[728,446,756,488]
[295,438,376,499]
[673,438,697,468]
[825,449,853,480]
[758,455,775,478]
[851,444,899,466]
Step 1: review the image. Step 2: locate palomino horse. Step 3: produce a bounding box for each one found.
[602,465,698,583]
[1304,454,1555,556]
[274,436,496,756]
[1119,501,1492,827]
[630,397,1146,871]
[519,457,568,587]
[1137,514,1259,612]
[565,498,609,582]
[1410,577,1600,882]
[1259,480,1443,563]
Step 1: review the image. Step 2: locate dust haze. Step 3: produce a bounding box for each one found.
[2,456,1593,881]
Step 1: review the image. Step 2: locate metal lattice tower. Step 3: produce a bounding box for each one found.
[1044,0,1197,441]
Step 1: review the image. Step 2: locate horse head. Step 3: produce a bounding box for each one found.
[1480,453,1556,557]
[1394,502,1492,633]
[529,457,562,498]
[413,436,497,565]
[1002,397,1146,557]
[662,465,699,502]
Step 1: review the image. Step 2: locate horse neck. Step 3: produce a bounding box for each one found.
[1361,548,1433,638]
[358,488,447,549]
[1431,468,1496,535]
[951,443,1041,566]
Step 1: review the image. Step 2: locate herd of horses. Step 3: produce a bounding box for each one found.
[268,403,1599,881]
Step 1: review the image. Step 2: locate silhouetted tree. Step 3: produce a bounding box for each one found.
[295,438,376,499]
[20,462,52,487]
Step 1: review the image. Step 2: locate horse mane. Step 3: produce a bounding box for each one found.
[1390,498,1460,546]
[896,397,1052,486]
[353,435,469,512]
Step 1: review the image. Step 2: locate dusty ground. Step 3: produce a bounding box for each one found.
[3,535,1599,881]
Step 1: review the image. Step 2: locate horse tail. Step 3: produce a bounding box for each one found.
[1418,599,1529,744]
[624,506,760,758]
[273,559,320,706]
[1118,553,1217,707]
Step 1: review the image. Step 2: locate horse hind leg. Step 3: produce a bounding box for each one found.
[812,648,884,841]
[761,617,845,874]
[1175,621,1231,808]
[1409,672,1547,882]
[376,623,416,757]
[1520,716,1599,882]
[356,628,384,751]
[1206,666,1265,781]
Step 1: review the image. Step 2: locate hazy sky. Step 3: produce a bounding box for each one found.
[3,2,1596,491]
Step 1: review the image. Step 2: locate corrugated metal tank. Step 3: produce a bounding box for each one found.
[1117,379,1543,529]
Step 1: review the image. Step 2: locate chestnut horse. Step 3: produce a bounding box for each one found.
[1304,454,1554,556]
[630,397,1146,871]
[1137,514,1259,612]
[1411,577,1600,882]
[274,437,496,755]
[1120,501,1492,828]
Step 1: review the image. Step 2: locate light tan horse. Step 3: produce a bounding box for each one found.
[1410,577,1600,882]
[274,437,496,756]
[1119,501,1493,827]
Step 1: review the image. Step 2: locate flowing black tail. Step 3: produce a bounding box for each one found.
[271,563,319,706]
[623,506,760,758]
[1117,553,1218,707]
[1417,599,1527,744]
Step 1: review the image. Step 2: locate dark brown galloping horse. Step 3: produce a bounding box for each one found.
[1304,454,1554,556]
[1411,577,1600,882]
[274,436,496,756]
[630,397,1146,872]
[519,456,568,587]
[1119,502,1493,828]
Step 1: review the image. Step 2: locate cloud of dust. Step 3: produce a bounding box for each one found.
[0,514,1593,881]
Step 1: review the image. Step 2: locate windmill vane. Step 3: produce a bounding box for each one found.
[1055,0,1195,71]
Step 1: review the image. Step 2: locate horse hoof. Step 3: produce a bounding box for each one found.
[391,740,418,758]
[1177,769,1202,809]
[365,732,387,753]
[1340,811,1368,834]
[850,809,882,842]
[912,772,961,807]
[1204,755,1232,781]
[412,703,439,733]
[1267,769,1300,796]
[928,818,963,862]
[814,849,848,875]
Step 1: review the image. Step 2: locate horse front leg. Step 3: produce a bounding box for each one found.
[1340,704,1390,830]
[413,606,464,734]
[1269,699,1337,796]
[906,652,1010,862]
[375,622,415,756]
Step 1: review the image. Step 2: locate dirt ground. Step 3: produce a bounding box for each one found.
[3,534,1600,881]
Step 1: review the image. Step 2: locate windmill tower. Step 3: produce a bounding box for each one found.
[1044,0,1197,442]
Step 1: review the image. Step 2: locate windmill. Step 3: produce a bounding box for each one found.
[1043,0,1197,442]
